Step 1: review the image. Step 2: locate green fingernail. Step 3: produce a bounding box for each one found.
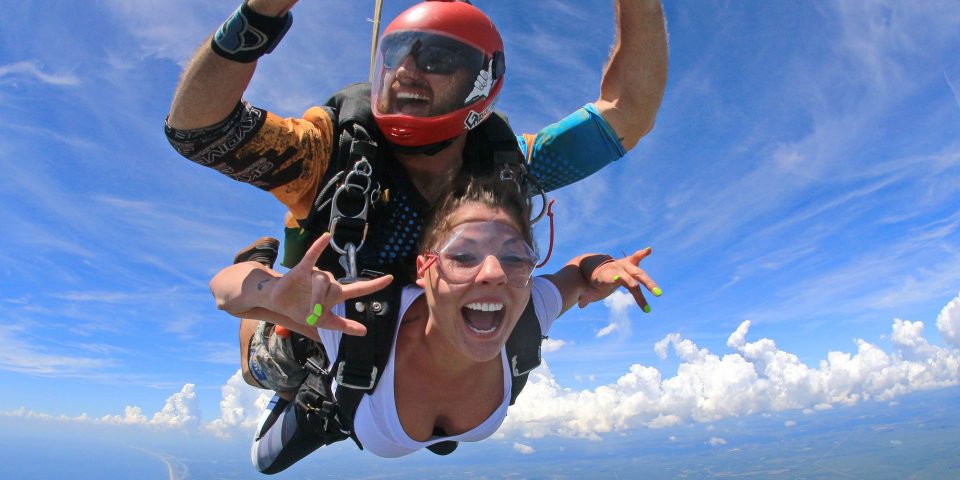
[306,313,319,326]
[653,287,663,297]
[613,275,621,281]
[642,304,651,313]
[313,304,324,316]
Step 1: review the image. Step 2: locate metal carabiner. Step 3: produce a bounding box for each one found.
[328,157,375,282]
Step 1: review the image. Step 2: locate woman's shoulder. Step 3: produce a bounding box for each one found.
[399,285,427,327]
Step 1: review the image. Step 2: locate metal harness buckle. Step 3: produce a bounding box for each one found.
[335,361,378,390]
[510,352,541,377]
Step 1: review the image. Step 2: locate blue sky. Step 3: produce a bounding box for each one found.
[1,0,959,477]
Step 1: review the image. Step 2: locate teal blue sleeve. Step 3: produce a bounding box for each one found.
[517,103,626,192]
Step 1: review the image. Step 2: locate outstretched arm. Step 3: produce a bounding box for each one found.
[541,248,660,316]
[593,0,668,151]
[167,0,297,129]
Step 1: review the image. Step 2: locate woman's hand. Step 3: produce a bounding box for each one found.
[577,247,661,311]
[269,233,393,335]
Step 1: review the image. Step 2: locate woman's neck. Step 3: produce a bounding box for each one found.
[397,296,495,379]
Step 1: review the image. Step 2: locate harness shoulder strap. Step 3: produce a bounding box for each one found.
[475,110,524,167]
[289,84,384,277]
[505,292,544,405]
[331,276,400,447]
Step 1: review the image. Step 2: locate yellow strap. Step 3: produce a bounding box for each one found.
[368,0,385,83]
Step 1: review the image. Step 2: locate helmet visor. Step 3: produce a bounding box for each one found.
[373,31,488,118]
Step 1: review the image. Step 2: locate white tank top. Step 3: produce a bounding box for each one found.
[317,277,562,457]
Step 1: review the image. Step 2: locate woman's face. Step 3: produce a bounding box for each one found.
[417,202,535,363]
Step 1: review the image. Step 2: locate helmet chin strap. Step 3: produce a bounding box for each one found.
[388,137,457,156]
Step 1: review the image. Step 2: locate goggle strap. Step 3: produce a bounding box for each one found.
[417,254,439,278]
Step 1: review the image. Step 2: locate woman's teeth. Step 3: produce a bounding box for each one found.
[465,302,503,312]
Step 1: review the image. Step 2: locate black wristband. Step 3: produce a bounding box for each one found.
[211,2,293,63]
[579,254,614,283]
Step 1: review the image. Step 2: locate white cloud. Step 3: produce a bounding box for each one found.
[5,384,201,431]
[647,414,682,429]
[501,295,960,439]
[8,297,960,443]
[513,442,535,454]
[150,384,201,429]
[596,323,618,338]
[0,325,115,376]
[784,420,796,428]
[937,292,960,348]
[204,371,274,438]
[4,374,271,439]
[542,338,568,353]
[708,437,727,446]
[0,61,79,86]
[100,406,149,425]
[597,291,635,338]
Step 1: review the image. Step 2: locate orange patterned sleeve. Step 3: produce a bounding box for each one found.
[259,107,335,220]
[165,101,336,221]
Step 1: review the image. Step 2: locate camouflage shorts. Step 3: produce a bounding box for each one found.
[248,322,309,392]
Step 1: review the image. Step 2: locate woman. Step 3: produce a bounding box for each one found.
[211,175,659,469]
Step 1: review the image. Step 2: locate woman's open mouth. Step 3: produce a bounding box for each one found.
[461,302,504,335]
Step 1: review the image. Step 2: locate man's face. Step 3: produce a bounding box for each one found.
[374,32,485,118]
[378,56,473,117]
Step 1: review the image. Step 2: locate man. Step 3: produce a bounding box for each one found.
[165,0,666,404]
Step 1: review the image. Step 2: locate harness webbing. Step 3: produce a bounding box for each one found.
[331,278,399,448]
[506,297,544,405]
[328,289,543,454]
[286,84,546,456]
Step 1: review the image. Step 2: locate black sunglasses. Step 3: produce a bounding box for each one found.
[381,33,484,75]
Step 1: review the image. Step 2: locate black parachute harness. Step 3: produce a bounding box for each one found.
[292,151,551,458]
[310,123,381,284]
[267,85,552,470]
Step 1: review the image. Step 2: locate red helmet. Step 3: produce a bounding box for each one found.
[372,0,506,147]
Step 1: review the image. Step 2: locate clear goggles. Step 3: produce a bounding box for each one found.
[373,31,486,117]
[418,221,539,288]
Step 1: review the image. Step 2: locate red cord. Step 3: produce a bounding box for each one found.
[536,199,556,268]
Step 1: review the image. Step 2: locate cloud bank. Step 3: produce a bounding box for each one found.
[501,292,960,440]
[6,293,960,442]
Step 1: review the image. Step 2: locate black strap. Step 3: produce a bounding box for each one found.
[505,293,544,405]
[332,275,399,445]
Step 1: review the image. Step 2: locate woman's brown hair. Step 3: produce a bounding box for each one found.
[418,174,535,255]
